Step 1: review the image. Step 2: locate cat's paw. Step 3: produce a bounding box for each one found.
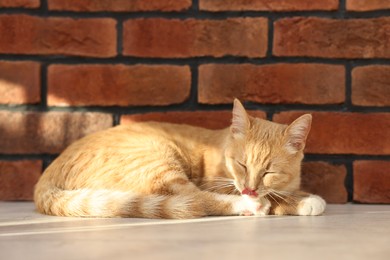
[256,197,271,216]
[297,195,326,216]
[236,196,271,216]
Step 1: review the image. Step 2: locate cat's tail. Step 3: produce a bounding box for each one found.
[34,186,205,219]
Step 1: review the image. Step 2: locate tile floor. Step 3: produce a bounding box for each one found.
[0,202,389,260]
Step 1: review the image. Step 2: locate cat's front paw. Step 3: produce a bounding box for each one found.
[255,197,271,216]
[297,195,326,216]
[238,196,271,216]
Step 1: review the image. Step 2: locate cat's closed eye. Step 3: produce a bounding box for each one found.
[264,171,277,176]
[235,160,247,171]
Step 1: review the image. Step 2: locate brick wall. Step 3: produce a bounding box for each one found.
[0,0,389,204]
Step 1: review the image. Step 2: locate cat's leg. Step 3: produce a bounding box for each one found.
[268,190,326,216]
[188,190,271,217]
[159,177,270,216]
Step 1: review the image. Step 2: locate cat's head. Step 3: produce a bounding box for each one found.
[224,99,311,198]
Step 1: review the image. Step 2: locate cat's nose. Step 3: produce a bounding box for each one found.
[242,188,258,197]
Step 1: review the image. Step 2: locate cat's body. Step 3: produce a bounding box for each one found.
[34,100,326,218]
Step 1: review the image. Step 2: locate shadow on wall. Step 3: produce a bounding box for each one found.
[0,108,113,154]
[0,62,110,154]
[0,62,113,200]
[0,62,41,200]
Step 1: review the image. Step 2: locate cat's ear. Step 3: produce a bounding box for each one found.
[231,99,250,138]
[284,114,312,154]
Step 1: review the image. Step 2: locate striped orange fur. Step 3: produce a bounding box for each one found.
[34,99,326,218]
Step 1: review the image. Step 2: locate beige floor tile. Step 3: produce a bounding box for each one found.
[0,202,389,260]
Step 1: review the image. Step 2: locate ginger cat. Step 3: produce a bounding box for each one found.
[34,99,326,218]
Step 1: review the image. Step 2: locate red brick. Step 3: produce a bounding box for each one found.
[0,0,39,8]
[0,61,40,105]
[274,17,390,58]
[199,63,345,105]
[354,161,390,203]
[352,65,390,107]
[200,0,338,11]
[123,18,268,58]
[0,160,42,200]
[273,112,390,155]
[48,0,191,12]
[347,0,390,11]
[301,161,348,204]
[48,65,190,106]
[121,110,266,130]
[0,111,113,154]
[0,15,116,57]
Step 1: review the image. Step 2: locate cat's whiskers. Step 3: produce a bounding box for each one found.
[199,182,232,189]
[256,190,269,198]
[227,189,239,195]
[268,189,295,206]
[203,177,235,184]
[201,180,236,193]
[272,190,301,203]
[267,192,288,212]
[204,184,235,191]
[205,183,235,189]
[199,177,235,189]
